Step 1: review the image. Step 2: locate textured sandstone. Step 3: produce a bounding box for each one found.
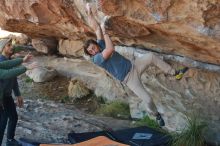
[26,66,57,82]
[32,38,58,54]
[58,39,84,57]
[0,0,219,64]
[0,29,29,44]
[68,79,90,100]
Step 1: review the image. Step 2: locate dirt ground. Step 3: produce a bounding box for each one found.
[19,74,105,114]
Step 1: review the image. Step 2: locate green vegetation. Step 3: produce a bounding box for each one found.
[96,100,130,119]
[13,46,24,53]
[135,115,160,129]
[25,77,34,83]
[61,96,70,103]
[95,96,106,104]
[134,115,167,133]
[171,115,207,146]
[134,114,207,146]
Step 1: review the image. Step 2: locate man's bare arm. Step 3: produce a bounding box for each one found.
[101,18,115,60]
[86,3,103,40]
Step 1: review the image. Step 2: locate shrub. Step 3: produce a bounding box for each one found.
[96,100,130,119]
[134,116,166,133]
[171,115,207,146]
[25,77,34,83]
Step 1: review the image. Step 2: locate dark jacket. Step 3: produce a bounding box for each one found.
[0,58,26,102]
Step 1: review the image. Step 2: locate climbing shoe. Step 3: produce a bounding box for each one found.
[6,139,21,146]
[156,113,165,127]
[175,66,189,80]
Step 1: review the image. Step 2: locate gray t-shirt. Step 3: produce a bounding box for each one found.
[92,40,132,81]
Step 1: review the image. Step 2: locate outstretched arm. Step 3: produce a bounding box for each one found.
[0,66,27,79]
[0,58,23,69]
[101,17,115,60]
[0,61,38,79]
[86,3,103,40]
[86,3,114,60]
[0,53,32,69]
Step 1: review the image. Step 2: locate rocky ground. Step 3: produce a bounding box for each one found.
[2,75,132,144]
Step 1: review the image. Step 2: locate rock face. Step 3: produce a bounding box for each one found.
[32,38,58,54]
[142,66,220,145]
[0,29,29,44]
[26,66,57,82]
[58,39,84,57]
[14,99,131,143]
[68,79,90,100]
[0,0,219,65]
[33,56,129,102]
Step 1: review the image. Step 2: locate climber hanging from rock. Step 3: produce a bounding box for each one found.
[83,2,188,127]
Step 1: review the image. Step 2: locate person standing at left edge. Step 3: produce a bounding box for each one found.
[0,38,33,146]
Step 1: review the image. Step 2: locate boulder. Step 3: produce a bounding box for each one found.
[0,29,29,45]
[26,66,57,83]
[59,39,84,57]
[12,33,30,45]
[32,38,58,54]
[68,79,90,100]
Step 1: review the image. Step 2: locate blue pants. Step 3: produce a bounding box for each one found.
[0,96,18,145]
